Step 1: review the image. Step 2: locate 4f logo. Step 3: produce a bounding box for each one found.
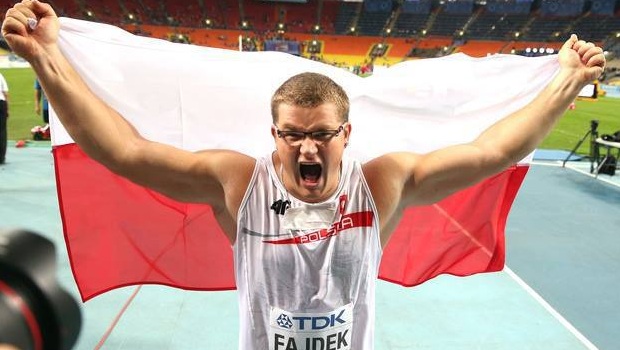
[271,199,291,215]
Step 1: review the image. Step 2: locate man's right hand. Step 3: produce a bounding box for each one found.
[2,0,59,62]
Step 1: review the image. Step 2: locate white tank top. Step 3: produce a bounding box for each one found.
[234,155,382,349]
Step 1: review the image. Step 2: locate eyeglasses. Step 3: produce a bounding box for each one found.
[275,123,346,146]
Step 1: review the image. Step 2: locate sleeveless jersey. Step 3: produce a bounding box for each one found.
[234,155,382,349]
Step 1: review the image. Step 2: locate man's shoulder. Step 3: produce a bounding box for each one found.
[361,152,419,189]
[197,149,256,175]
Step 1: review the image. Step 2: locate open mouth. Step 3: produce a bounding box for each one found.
[300,163,322,183]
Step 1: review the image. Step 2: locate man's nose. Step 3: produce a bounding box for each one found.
[299,136,318,155]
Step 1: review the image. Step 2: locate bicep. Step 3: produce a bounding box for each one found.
[364,144,506,222]
[116,142,255,213]
[363,153,418,229]
[404,143,506,205]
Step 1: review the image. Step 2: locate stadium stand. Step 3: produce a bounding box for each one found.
[320,0,340,34]
[81,0,123,24]
[334,1,361,35]
[159,0,202,27]
[215,0,241,29]
[466,13,530,40]
[356,3,393,36]
[430,12,471,37]
[1,0,619,74]
[241,0,273,32]
[572,13,620,41]
[525,15,577,41]
[393,12,431,37]
[282,1,320,34]
[44,0,81,18]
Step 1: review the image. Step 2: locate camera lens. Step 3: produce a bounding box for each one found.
[0,229,81,350]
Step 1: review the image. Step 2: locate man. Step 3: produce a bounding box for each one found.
[34,77,49,124]
[0,70,9,164]
[2,0,606,348]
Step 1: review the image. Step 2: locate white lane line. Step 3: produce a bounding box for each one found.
[531,160,620,189]
[94,285,142,349]
[504,267,598,350]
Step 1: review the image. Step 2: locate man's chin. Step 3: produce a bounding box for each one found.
[296,180,326,200]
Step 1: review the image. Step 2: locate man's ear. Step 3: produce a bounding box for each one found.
[271,125,281,151]
[271,125,277,139]
[344,123,352,146]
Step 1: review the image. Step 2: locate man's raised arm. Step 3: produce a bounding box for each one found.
[364,35,605,233]
[1,0,255,210]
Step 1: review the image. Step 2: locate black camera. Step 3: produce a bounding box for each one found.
[590,119,599,132]
[0,229,81,350]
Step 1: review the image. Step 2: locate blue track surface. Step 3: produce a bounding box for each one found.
[1,146,618,349]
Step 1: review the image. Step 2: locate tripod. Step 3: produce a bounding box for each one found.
[562,120,599,172]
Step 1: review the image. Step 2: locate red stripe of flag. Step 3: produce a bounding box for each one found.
[55,144,527,301]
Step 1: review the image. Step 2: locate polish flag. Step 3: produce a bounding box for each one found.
[51,18,559,301]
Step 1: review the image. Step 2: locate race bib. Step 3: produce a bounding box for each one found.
[268,304,353,350]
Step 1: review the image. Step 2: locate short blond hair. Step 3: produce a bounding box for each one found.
[271,72,349,123]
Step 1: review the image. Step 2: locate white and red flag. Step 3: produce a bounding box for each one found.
[51,18,559,301]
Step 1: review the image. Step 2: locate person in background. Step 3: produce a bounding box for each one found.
[34,77,49,124]
[0,71,9,165]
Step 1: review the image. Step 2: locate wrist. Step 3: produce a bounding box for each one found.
[30,44,62,73]
[550,69,583,98]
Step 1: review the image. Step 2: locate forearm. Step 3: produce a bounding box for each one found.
[30,45,140,167]
[474,69,583,167]
[398,36,604,208]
